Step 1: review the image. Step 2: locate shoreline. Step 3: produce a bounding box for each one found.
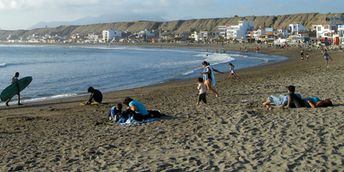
[0,45,287,107]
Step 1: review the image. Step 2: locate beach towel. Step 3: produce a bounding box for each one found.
[118,116,161,126]
[210,66,216,87]
[115,110,164,126]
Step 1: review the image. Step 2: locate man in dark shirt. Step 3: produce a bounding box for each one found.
[285,85,305,108]
[86,87,103,104]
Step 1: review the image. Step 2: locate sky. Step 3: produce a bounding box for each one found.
[0,0,343,30]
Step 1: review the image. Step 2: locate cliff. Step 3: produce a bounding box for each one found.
[1,13,343,40]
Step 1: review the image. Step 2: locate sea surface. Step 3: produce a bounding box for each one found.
[0,45,286,103]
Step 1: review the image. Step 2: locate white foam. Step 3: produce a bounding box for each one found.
[0,63,7,67]
[22,93,78,103]
[181,53,236,76]
[203,53,235,65]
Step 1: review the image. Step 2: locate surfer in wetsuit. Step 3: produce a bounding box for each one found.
[6,72,22,106]
[202,61,223,97]
[86,87,103,104]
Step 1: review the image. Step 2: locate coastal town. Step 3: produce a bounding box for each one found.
[2,16,344,48]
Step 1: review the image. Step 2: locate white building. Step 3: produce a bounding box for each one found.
[218,26,227,38]
[190,31,199,41]
[199,31,209,41]
[102,29,122,43]
[252,29,265,40]
[137,29,157,41]
[288,24,307,34]
[86,33,100,43]
[312,25,335,39]
[218,20,254,40]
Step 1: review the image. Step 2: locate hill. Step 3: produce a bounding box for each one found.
[1,13,343,40]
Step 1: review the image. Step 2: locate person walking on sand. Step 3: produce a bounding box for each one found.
[300,50,305,60]
[228,62,239,79]
[196,77,207,105]
[323,50,332,68]
[202,61,223,97]
[6,72,22,106]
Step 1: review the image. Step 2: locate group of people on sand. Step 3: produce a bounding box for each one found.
[263,85,333,110]
[196,61,239,105]
[85,87,162,123]
[107,97,162,123]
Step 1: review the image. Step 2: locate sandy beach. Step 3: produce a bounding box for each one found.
[1,46,344,171]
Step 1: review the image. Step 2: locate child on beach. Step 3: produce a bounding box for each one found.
[300,50,305,60]
[228,62,239,79]
[85,87,103,105]
[108,103,128,122]
[323,50,332,68]
[197,77,207,105]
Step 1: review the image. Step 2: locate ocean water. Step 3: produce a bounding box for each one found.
[0,45,286,103]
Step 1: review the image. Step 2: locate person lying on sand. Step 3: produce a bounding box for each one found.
[85,87,103,105]
[263,95,288,110]
[303,97,333,108]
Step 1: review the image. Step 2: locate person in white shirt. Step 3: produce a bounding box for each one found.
[197,77,207,105]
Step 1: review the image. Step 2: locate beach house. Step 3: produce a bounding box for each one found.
[102,29,122,43]
[288,24,307,35]
[218,20,254,40]
[312,25,333,39]
[191,31,209,42]
[337,25,344,45]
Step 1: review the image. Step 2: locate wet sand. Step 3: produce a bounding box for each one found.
[0,47,344,171]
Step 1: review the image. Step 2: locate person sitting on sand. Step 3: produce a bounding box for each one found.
[108,103,127,122]
[123,97,149,121]
[303,96,333,108]
[284,85,305,108]
[6,72,22,106]
[197,77,207,105]
[202,61,223,97]
[86,87,103,105]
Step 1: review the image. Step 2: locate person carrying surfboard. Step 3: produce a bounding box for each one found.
[6,72,22,106]
[201,61,223,97]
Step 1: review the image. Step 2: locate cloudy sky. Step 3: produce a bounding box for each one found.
[0,0,343,30]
